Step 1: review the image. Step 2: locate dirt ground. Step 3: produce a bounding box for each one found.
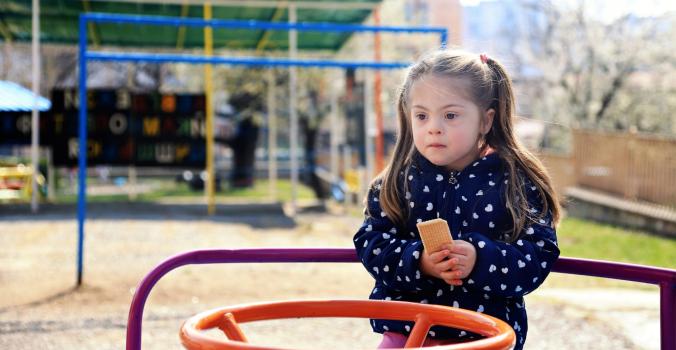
[0,202,660,349]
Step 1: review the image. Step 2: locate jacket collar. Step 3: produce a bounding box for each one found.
[410,149,502,177]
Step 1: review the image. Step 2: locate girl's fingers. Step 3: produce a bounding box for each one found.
[444,261,466,269]
[438,257,459,271]
[448,244,469,256]
[441,270,464,280]
[450,264,466,272]
[447,254,466,265]
[428,249,450,263]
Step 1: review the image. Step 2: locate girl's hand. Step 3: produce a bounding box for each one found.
[441,240,477,283]
[420,247,463,286]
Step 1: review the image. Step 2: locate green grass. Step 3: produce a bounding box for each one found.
[557,217,676,269]
[543,217,676,289]
[214,178,317,201]
[56,178,316,203]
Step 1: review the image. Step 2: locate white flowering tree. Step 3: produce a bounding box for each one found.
[514,0,675,146]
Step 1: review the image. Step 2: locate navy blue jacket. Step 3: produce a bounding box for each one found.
[353,151,559,349]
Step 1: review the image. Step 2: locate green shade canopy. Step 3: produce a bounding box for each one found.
[0,0,381,51]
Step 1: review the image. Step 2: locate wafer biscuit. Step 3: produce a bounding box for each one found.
[416,218,453,253]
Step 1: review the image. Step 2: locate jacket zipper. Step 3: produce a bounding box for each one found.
[438,171,458,218]
[448,171,458,185]
[446,171,459,236]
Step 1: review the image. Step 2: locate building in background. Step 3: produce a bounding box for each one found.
[405,0,463,46]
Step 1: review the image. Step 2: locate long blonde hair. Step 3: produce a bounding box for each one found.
[374,50,561,242]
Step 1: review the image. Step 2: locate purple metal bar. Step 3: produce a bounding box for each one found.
[126,249,676,350]
[126,248,359,350]
[661,281,676,350]
[551,257,676,350]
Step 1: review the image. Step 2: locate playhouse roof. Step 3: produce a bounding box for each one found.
[0,0,381,51]
[0,80,51,112]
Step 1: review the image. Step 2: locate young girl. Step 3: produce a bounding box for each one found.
[353,50,561,350]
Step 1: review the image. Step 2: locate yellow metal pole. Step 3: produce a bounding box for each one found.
[176,1,190,49]
[204,3,215,215]
[82,0,100,48]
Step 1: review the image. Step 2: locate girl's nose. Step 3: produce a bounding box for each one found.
[428,119,443,134]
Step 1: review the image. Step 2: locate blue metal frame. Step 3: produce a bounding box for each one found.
[76,13,448,285]
[77,15,87,286]
[86,51,411,69]
[85,12,449,41]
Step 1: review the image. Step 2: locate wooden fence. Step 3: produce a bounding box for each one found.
[540,129,676,208]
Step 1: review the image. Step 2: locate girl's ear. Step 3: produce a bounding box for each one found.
[481,108,495,135]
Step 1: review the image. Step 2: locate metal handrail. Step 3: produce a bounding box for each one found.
[125,248,676,350]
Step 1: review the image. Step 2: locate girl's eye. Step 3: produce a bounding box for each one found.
[445,112,458,120]
[415,113,427,120]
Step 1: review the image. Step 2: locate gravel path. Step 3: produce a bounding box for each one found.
[0,204,658,349]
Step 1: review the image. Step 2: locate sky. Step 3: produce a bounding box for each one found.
[459,0,676,22]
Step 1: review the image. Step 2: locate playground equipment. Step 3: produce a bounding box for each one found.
[0,80,52,207]
[75,12,446,286]
[179,300,515,350]
[125,248,676,350]
[0,165,45,202]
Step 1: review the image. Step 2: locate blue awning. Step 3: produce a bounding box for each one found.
[0,81,51,112]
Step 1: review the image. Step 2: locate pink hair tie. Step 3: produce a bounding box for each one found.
[480,54,489,64]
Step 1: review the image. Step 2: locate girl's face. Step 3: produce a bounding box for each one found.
[409,74,494,172]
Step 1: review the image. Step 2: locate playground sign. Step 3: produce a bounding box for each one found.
[48,89,210,167]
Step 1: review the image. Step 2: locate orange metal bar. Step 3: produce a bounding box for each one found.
[218,313,248,343]
[180,299,515,350]
[404,313,432,348]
